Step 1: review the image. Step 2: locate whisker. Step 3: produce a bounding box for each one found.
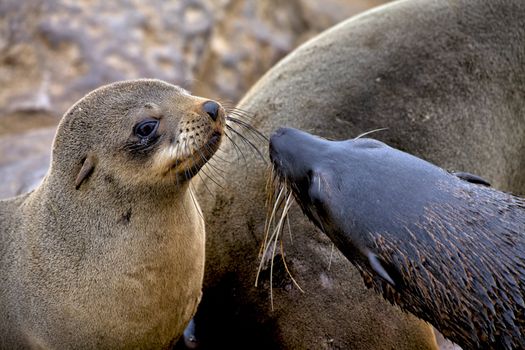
[328,243,335,271]
[197,171,214,196]
[203,158,227,181]
[191,147,216,196]
[258,164,309,310]
[261,185,286,254]
[354,127,388,139]
[268,192,295,310]
[224,106,257,121]
[269,221,279,311]
[225,131,248,167]
[212,144,231,157]
[183,141,192,182]
[264,166,278,227]
[205,145,232,164]
[201,166,225,190]
[286,215,293,245]
[226,116,268,141]
[230,106,256,116]
[227,125,266,162]
[188,182,204,221]
[203,152,227,175]
[227,112,257,122]
[174,144,194,223]
[196,146,226,184]
[280,240,304,293]
[174,144,181,189]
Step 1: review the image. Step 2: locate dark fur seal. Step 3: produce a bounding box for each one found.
[269,127,525,350]
[0,79,225,348]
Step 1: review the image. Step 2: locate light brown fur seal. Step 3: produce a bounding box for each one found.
[192,0,524,348]
[0,79,225,349]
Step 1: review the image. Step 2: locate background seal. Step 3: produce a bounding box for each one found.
[194,0,525,348]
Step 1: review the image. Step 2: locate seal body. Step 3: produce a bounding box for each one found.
[194,0,524,348]
[0,79,225,349]
[270,127,525,350]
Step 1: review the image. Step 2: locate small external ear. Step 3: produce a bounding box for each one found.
[452,171,491,187]
[75,154,96,189]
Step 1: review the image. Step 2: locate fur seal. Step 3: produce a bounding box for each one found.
[193,0,524,348]
[269,126,525,349]
[0,79,225,348]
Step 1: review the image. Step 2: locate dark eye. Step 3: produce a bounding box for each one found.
[134,119,159,138]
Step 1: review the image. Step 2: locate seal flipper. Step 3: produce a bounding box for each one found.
[367,251,395,286]
[182,318,199,349]
[452,172,491,187]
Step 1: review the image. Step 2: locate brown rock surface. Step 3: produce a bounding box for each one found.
[0,0,388,120]
[0,127,54,199]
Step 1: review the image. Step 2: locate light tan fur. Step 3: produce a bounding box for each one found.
[0,79,225,349]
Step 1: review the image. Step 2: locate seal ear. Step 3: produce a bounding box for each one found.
[75,154,96,189]
[452,172,491,187]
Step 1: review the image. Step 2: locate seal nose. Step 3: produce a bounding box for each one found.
[269,127,290,149]
[203,101,220,121]
[269,128,288,162]
[269,127,301,167]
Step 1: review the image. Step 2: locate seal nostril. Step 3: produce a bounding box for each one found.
[203,101,220,121]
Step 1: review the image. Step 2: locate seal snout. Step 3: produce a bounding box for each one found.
[202,100,220,121]
[269,127,325,171]
[268,127,289,162]
[146,91,226,181]
[269,127,302,179]
[269,127,313,161]
[269,127,326,194]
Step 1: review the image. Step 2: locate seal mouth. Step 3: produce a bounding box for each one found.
[206,131,222,149]
[268,127,323,183]
[268,128,337,235]
[164,130,223,178]
[198,130,222,161]
[268,130,293,183]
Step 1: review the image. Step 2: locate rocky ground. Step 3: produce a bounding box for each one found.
[0,0,458,348]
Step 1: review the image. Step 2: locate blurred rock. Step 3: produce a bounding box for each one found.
[0,0,389,118]
[0,127,54,199]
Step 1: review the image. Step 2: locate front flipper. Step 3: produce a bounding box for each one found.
[367,251,395,286]
[452,171,491,187]
[182,318,198,349]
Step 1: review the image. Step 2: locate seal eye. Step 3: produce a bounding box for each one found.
[125,118,161,156]
[134,119,159,139]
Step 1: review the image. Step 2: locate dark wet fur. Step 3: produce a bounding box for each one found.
[364,185,525,349]
[269,128,525,350]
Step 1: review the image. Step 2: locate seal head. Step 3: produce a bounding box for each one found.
[55,79,225,191]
